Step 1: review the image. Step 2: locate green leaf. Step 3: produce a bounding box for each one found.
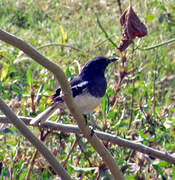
[0,61,8,80]
[126,175,136,180]
[139,130,147,140]
[26,68,32,86]
[152,164,164,177]
[59,25,67,43]
[101,94,109,115]
[145,15,155,21]
[65,66,72,79]
[158,161,170,168]
[3,128,15,134]
[107,111,116,119]
[41,171,51,179]
[19,169,28,180]
[172,166,175,179]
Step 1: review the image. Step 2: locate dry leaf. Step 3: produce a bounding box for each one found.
[118,6,147,52]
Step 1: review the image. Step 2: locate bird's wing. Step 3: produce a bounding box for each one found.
[52,80,88,102]
[52,88,63,103]
[30,78,88,125]
[71,80,89,97]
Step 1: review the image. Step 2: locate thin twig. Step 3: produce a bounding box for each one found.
[37,43,84,52]
[25,149,39,180]
[153,52,158,118]
[112,56,127,109]
[0,30,72,180]
[129,0,132,7]
[128,45,135,129]
[1,115,175,164]
[0,29,124,180]
[63,138,78,167]
[76,135,93,166]
[139,38,175,51]
[159,74,175,83]
[0,99,72,180]
[116,0,122,14]
[94,35,116,48]
[26,125,53,179]
[18,43,86,58]
[96,16,118,48]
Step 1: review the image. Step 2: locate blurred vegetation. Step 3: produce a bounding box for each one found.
[0,0,175,179]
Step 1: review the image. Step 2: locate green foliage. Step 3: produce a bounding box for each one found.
[1,0,175,179]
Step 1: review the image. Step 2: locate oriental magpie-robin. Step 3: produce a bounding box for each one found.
[30,56,117,125]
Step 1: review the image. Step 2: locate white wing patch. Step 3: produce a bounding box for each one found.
[72,81,88,89]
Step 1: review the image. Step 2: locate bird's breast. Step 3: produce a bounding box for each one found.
[73,93,102,114]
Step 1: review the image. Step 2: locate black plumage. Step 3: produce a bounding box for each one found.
[30,56,117,125]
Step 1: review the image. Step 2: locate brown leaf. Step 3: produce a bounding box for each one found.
[118,6,147,52]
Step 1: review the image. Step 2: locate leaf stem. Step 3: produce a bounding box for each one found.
[139,38,175,51]
[96,16,118,48]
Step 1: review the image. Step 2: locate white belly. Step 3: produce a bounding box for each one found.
[73,94,102,114]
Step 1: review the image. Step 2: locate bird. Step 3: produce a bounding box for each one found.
[30,56,117,125]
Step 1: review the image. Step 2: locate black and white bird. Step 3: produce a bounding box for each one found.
[30,56,117,125]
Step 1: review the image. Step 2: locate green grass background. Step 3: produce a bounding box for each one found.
[0,0,175,179]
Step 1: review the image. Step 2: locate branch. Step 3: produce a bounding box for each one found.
[1,115,175,165]
[0,101,72,180]
[18,43,86,59]
[116,0,122,15]
[37,43,85,52]
[139,38,175,51]
[0,29,124,180]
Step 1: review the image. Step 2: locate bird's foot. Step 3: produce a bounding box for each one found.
[83,115,88,125]
[89,126,95,137]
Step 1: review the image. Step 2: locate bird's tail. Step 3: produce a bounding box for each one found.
[30,103,59,125]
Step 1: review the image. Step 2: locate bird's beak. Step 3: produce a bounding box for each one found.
[109,58,118,63]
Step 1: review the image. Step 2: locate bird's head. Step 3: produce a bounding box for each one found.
[80,56,117,79]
